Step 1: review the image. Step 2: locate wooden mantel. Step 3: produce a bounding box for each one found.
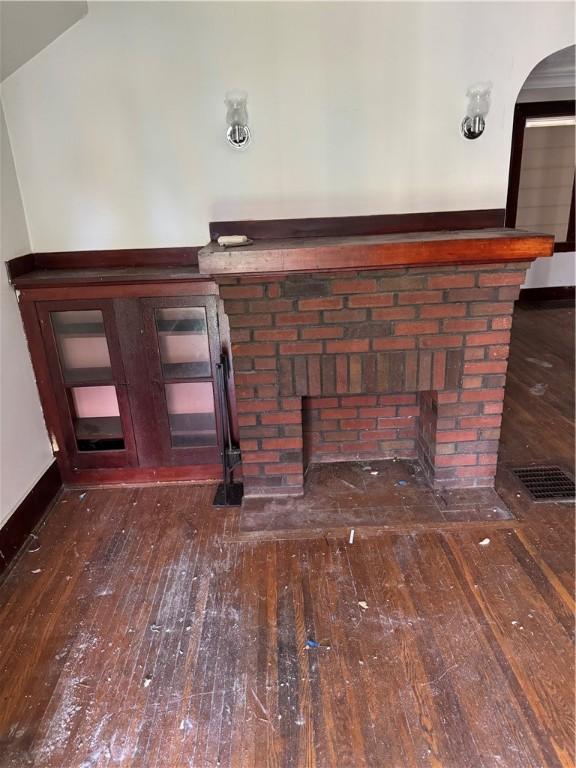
[198,228,554,277]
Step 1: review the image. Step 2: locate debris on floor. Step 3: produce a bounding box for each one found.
[349,529,355,544]
[396,480,408,487]
[479,538,491,547]
[358,601,369,610]
[525,357,553,369]
[529,383,548,396]
[143,675,152,687]
[304,639,330,650]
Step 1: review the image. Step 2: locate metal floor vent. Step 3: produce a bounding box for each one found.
[512,465,575,502]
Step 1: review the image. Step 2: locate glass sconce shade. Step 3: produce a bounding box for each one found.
[461,82,492,140]
[225,90,251,149]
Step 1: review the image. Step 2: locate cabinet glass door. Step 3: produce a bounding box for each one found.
[143,297,220,466]
[38,301,137,468]
[156,307,212,379]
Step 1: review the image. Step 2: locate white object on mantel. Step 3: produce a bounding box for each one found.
[217,235,250,247]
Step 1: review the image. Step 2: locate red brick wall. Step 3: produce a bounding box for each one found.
[303,394,418,464]
[218,262,528,496]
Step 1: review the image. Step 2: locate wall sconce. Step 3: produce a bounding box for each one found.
[461,82,492,140]
[225,90,251,150]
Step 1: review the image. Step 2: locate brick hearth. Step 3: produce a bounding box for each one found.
[217,262,528,497]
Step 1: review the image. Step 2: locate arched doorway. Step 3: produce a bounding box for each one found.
[506,45,575,291]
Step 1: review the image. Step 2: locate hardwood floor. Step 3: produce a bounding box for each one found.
[0,303,574,768]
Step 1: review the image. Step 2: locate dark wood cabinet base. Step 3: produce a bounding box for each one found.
[60,463,223,487]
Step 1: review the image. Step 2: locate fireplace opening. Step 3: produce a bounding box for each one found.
[302,393,420,475]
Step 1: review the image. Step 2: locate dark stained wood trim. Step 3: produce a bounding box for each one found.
[0,461,62,576]
[34,247,200,270]
[506,105,529,230]
[209,209,505,241]
[506,100,576,252]
[17,281,219,302]
[199,229,554,277]
[567,178,575,244]
[4,253,35,284]
[12,269,211,291]
[18,300,72,480]
[554,241,575,253]
[518,285,575,306]
[6,247,201,285]
[60,464,223,486]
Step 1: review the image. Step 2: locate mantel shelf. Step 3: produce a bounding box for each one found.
[198,228,554,277]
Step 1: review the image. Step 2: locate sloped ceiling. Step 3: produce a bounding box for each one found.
[0,1,87,82]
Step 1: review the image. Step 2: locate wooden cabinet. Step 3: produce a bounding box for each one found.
[37,299,139,470]
[13,266,229,486]
[134,296,221,468]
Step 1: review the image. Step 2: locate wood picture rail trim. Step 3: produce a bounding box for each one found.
[198,228,554,277]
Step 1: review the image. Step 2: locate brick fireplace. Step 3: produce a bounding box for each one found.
[199,226,552,498]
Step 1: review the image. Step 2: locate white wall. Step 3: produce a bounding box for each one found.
[0,108,54,528]
[1,1,574,253]
[522,251,575,289]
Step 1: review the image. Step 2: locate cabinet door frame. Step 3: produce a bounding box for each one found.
[36,299,138,469]
[140,295,222,467]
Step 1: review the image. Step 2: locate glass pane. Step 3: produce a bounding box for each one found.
[69,385,124,452]
[155,307,211,379]
[164,382,217,448]
[516,122,575,241]
[51,310,112,384]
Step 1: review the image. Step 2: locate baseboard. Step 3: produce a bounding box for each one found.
[518,286,575,306]
[0,462,62,576]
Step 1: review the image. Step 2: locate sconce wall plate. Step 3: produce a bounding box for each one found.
[227,124,251,150]
[461,114,486,140]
